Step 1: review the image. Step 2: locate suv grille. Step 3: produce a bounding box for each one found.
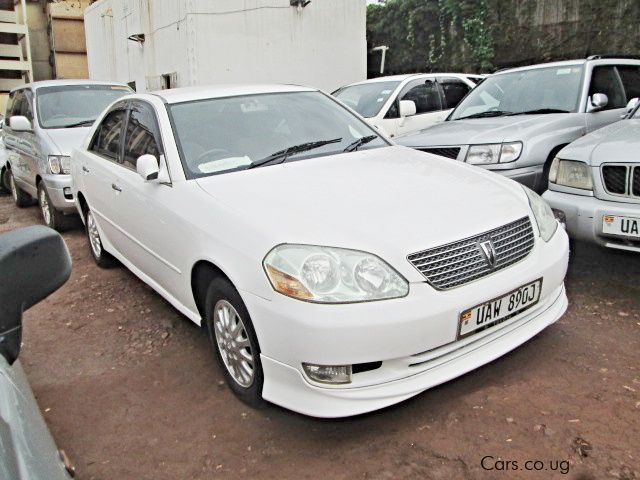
[407,217,535,290]
[602,165,628,194]
[419,147,461,160]
[601,164,640,198]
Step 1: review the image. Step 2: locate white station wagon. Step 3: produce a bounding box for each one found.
[71,85,569,417]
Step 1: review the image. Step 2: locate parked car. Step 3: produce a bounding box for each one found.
[71,84,569,417]
[0,225,74,479]
[332,73,483,138]
[396,56,640,192]
[542,99,640,253]
[3,80,132,230]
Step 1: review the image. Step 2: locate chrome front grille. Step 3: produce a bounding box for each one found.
[407,217,535,290]
[419,147,461,160]
[601,164,640,198]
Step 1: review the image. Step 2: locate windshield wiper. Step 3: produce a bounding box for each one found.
[508,108,570,115]
[248,138,342,169]
[61,119,96,128]
[343,135,378,152]
[457,110,513,120]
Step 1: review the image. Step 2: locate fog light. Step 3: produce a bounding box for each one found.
[302,363,352,384]
[552,208,566,229]
[63,187,73,199]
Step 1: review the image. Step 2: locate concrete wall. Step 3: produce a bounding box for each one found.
[85,0,367,93]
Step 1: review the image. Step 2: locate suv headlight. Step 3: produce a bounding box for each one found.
[548,158,593,190]
[263,244,409,303]
[522,186,558,242]
[48,155,71,175]
[466,142,522,165]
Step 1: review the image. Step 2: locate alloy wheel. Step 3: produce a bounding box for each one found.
[86,211,102,258]
[39,187,51,226]
[213,299,255,388]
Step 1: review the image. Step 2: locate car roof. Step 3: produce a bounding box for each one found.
[342,73,479,87]
[151,84,317,104]
[11,79,130,93]
[494,57,640,76]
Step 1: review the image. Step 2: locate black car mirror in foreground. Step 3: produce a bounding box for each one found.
[0,226,71,365]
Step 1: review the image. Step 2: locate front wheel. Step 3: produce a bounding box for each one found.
[37,183,70,231]
[0,167,9,193]
[205,278,263,407]
[85,208,117,268]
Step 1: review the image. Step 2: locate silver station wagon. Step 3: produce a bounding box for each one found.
[397,56,640,192]
[3,80,132,230]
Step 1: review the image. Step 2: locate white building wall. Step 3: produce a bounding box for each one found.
[84,0,366,93]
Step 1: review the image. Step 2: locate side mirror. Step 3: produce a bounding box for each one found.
[8,115,33,132]
[0,226,71,365]
[626,97,638,112]
[589,93,608,112]
[136,154,160,181]
[399,100,417,118]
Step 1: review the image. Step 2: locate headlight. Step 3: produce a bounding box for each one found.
[522,186,558,242]
[48,155,71,175]
[263,244,409,303]
[466,142,522,165]
[548,158,593,190]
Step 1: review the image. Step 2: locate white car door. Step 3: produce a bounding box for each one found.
[79,103,129,252]
[107,100,184,294]
[393,77,447,137]
[585,65,629,133]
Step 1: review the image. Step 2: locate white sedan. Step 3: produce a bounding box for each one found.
[71,85,569,417]
[333,73,483,138]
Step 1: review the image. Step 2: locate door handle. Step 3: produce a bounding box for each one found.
[111,183,122,192]
[82,166,90,173]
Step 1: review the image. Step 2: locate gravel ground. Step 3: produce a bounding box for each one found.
[1,194,638,480]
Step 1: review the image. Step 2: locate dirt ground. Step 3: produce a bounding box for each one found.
[1,194,638,480]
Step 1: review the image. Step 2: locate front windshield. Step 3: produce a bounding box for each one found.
[450,65,584,120]
[37,84,132,129]
[169,91,388,178]
[333,81,400,118]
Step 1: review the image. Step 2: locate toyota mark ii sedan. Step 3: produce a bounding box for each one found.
[71,85,569,417]
[543,100,640,253]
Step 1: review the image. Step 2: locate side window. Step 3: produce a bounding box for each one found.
[400,80,442,115]
[5,91,15,120]
[21,90,33,120]
[589,66,626,109]
[10,91,24,120]
[616,66,640,102]
[439,78,472,109]
[90,109,127,161]
[122,102,161,170]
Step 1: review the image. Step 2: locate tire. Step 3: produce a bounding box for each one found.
[37,183,70,232]
[0,167,9,194]
[204,277,263,407]
[84,208,117,268]
[7,169,32,207]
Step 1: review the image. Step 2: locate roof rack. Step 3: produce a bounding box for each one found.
[586,54,640,60]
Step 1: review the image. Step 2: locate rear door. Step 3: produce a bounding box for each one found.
[586,65,628,132]
[80,102,129,252]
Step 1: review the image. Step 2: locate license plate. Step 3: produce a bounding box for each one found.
[458,279,543,339]
[602,215,640,238]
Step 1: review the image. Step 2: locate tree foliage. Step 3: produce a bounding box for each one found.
[367,0,640,77]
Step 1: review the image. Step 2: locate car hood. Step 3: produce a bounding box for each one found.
[43,127,91,156]
[397,114,580,147]
[559,119,640,166]
[195,146,531,277]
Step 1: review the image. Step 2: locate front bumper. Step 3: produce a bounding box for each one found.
[484,164,543,190]
[243,229,569,417]
[543,189,640,253]
[41,174,76,214]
